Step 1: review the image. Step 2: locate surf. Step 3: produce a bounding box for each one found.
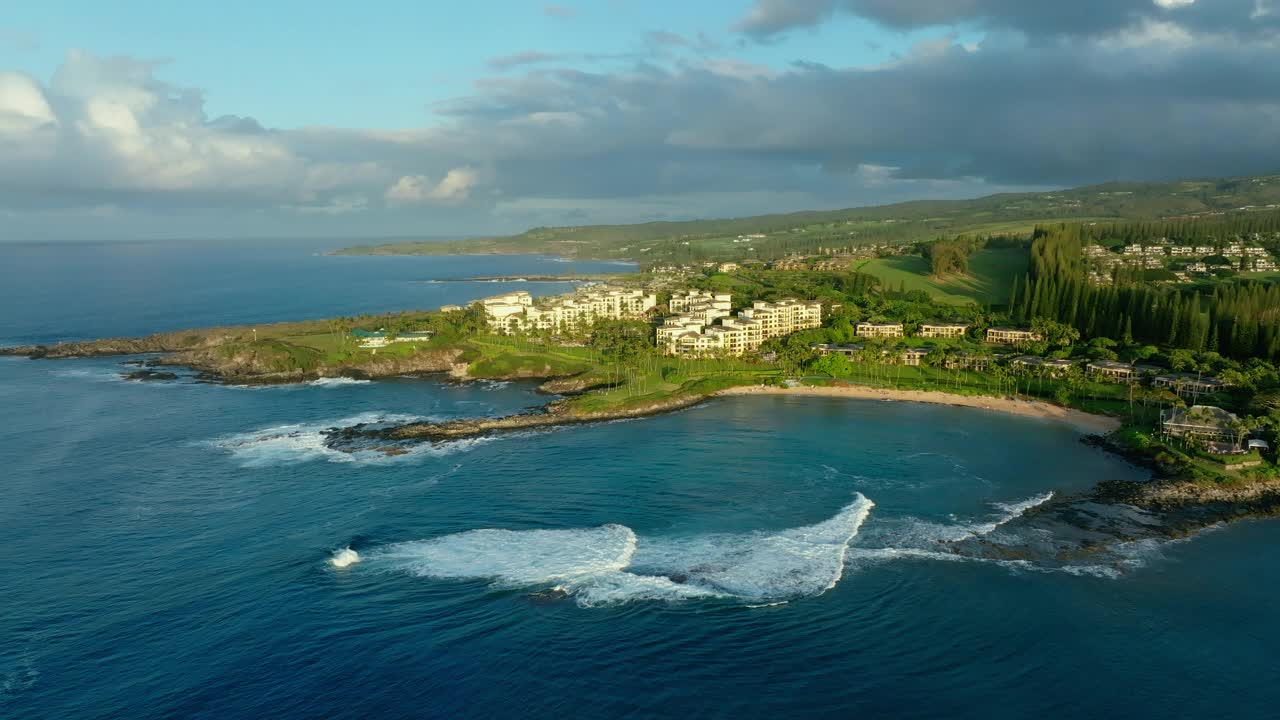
[347,494,876,607]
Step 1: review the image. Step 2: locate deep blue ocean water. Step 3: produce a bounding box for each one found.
[2,240,1279,719]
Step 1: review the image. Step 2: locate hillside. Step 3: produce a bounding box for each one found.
[337,173,1280,263]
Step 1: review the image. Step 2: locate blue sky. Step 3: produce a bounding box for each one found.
[1,0,1278,241]
[1,1,948,129]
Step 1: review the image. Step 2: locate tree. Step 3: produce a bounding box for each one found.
[589,320,652,363]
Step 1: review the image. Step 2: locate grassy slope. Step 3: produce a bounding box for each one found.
[337,173,1280,261]
[857,248,1028,305]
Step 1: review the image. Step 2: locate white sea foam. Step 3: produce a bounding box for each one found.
[330,548,361,568]
[357,495,876,607]
[209,412,493,466]
[308,377,372,388]
[51,367,127,383]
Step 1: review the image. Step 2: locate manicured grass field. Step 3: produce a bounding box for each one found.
[857,248,1028,305]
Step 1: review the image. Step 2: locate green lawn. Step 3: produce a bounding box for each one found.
[857,248,1027,305]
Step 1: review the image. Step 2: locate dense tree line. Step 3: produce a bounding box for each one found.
[1011,220,1280,361]
[922,237,976,276]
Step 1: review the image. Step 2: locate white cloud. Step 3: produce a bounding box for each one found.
[1154,0,1195,8]
[0,71,55,132]
[385,167,479,206]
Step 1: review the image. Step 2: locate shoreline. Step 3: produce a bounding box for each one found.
[715,384,1122,435]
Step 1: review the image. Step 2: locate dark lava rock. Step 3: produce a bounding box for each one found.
[528,587,570,604]
[123,369,179,382]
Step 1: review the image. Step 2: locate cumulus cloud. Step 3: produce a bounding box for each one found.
[0,50,485,218]
[385,168,479,206]
[4,2,1280,240]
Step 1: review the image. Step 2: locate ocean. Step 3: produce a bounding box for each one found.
[2,240,1278,719]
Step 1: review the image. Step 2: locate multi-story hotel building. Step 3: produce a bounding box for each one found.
[657,295,821,356]
[482,287,657,335]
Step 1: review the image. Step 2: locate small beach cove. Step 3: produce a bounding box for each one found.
[716,384,1123,435]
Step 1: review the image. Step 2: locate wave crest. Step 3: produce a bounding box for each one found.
[354,495,875,607]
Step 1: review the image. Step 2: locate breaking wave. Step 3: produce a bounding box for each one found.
[352,495,875,607]
[330,548,361,568]
[209,412,493,466]
[50,368,128,383]
[308,377,372,388]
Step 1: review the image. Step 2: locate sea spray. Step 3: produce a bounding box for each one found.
[359,494,876,607]
[330,548,361,568]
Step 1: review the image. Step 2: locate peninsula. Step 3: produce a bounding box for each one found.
[9,209,1280,524]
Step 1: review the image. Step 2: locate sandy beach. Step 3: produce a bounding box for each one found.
[716,384,1122,435]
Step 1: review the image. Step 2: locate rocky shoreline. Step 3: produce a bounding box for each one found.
[10,333,1280,535]
[324,392,708,450]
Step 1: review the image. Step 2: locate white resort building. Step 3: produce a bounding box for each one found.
[658,294,821,356]
[917,322,969,339]
[855,322,905,339]
[986,327,1042,346]
[481,287,657,335]
[668,290,733,324]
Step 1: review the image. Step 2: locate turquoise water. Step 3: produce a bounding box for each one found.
[2,242,1279,718]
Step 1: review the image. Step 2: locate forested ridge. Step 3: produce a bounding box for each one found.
[1011,215,1280,361]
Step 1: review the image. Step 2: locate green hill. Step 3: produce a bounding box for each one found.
[338,173,1280,263]
[857,248,1029,305]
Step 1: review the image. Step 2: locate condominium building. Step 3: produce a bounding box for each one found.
[657,294,820,356]
[986,327,1042,346]
[482,287,657,335]
[917,322,969,339]
[855,322,905,339]
[668,290,732,324]
[740,300,823,340]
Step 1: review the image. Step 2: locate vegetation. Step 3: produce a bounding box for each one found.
[1013,218,1280,361]
[856,248,1028,305]
[338,173,1280,263]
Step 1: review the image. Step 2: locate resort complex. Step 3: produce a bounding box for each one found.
[658,296,822,356]
[481,286,657,335]
[986,327,1043,345]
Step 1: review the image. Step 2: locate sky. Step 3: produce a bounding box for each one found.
[1,0,1279,241]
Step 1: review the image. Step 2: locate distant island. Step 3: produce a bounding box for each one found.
[10,207,1280,534]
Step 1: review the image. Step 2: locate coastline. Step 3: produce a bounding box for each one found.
[715,384,1123,435]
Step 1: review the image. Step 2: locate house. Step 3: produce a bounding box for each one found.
[986,327,1042,346]
[1160,405,1242,449]
[1194,246,1215,255]
[1186,262,1208,273]
[1010,356,1075,375]
[1087,360,1140,382]
[1153,373,1230,395]
[812,343,865,357]
[855,322,905,339]
[899,347,932,366]
[718,262,740,272]
[917,322,969,339]
[945,353,990,371]
[350,329,434,349]
[439,304,463,313]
